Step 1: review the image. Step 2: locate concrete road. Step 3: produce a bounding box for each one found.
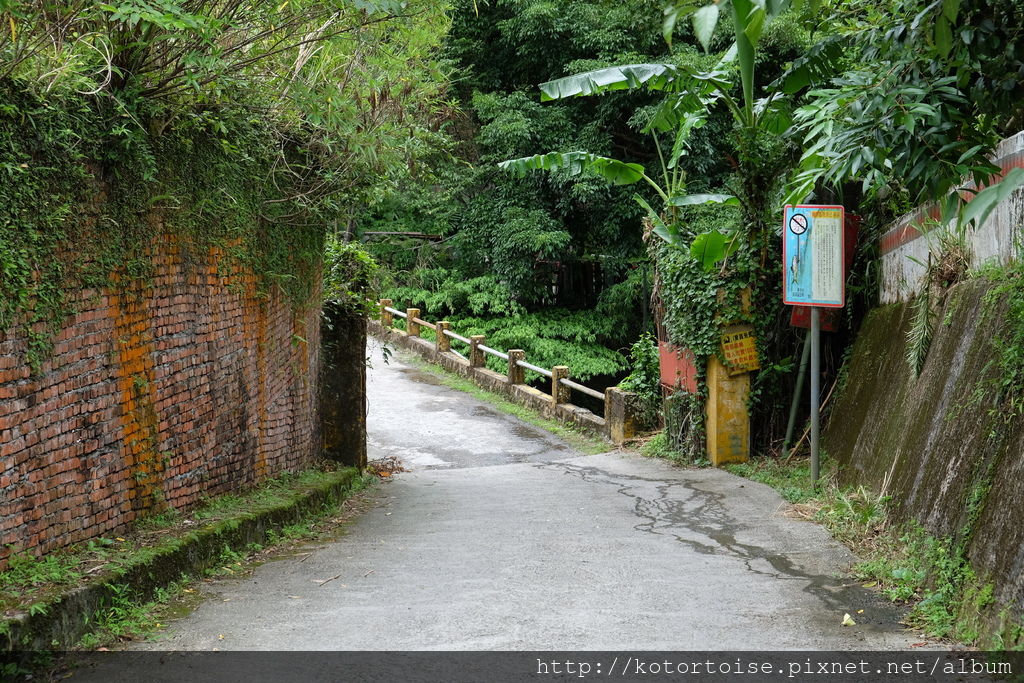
[128,340,925,651]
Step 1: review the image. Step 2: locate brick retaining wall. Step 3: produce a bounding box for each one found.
[0,236,321,568]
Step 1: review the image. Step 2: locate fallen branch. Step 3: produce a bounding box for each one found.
[317,573,343,587]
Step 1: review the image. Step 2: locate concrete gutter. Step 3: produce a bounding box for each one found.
[1,468,359,652]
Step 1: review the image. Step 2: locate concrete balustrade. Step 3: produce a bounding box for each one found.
[436,321,451,352]
[469,335,485,368]
[370,299,640,444]
[406,308,421,337]
[507,349,525,384]
[551,366,570,405]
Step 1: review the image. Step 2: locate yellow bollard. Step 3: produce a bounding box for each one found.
[706,356,750,465]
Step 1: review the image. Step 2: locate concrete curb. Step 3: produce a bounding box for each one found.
[1,468,360,652]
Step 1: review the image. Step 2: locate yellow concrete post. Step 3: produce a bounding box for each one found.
[704,287,754,466]
[605,387,639,445]
[379,299,393,327]
[436,321,451,352]
[469,335,485,367]
[507,350,525,384]
[406,308,420,337]
[551,366,570,405]
[706,356,750,465]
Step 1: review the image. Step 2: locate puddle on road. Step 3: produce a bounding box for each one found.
[369,439,452,468]
[510,422,570,451]
[417,399,456,413]
[470,405,571,452]
[396,366,444,385]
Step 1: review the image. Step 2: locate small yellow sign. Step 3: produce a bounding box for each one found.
[720,325,760,375]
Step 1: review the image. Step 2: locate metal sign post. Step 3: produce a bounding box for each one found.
[810,307,820,487]
[782,205,845,489]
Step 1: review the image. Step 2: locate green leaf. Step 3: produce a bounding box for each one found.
[646,93,709,133]
[716,42,739,68]
[743,3,766,47]
[353,0,408,13]
[499,151,647,186]
[956,145,984,165]
[941,0,960,23]
[539,63,683,101]
[934,16,953,59]
[692,3,720,53]
[961,167,1024,229]
[667,193,739,207]
[663,2,698,47]
[689,230,739,269]
[633,194,678,244]
[938,192,961,226]
[780,67,810,95]
[666,110,708,168]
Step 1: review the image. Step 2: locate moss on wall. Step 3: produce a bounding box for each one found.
[824,276,1024,640]
[0,79,326,373]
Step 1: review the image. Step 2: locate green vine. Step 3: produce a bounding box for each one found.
[618,332,661,429]
[0,81,98,370]
[323,237,381,318]
[0,80,330,372]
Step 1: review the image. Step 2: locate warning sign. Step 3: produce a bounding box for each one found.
[720,325,760,375]
[783,204,845,308]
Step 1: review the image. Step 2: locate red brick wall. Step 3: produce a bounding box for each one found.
[0,234,321,567]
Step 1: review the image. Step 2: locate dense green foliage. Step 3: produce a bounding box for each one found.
[617,333,661,429]
[0,1,449,368]
[6,0,1024,454]
[357,0,709,380]
[497,1,816,450]
[788,0,1024,216]
[323,237,382,317]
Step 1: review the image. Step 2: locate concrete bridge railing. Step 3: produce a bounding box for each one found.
[368,299,639,445]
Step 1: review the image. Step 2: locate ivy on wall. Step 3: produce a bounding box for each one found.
[0,81,328,371]
[0,1,451,371]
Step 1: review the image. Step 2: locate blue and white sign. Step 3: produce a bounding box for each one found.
[782,204,845,308]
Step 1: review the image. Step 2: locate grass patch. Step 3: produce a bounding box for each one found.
[396,350,613,455]
[0,549,84,595]
[638,432,704,466]
[724,456,820,503]
[76,580,189,650]
[0,462,375,647]
[724,454,1006,646]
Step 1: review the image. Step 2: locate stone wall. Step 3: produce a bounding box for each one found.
[0,236,322,568]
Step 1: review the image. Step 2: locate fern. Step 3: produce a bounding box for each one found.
[906,290,934,376]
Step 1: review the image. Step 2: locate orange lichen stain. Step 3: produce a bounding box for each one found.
[108,263,166,517]
[251,282,269,481]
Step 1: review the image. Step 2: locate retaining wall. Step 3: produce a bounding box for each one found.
[0,233,322,568]
[825,278,1024,631]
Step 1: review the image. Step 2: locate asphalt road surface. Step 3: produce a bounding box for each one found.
[121,340,927,651]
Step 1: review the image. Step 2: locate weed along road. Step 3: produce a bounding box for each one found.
[127,341,925,651]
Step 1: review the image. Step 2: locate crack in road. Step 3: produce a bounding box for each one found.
[542,461,890,617]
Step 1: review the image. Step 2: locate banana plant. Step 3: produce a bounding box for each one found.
[663,0,809,125]
[500,0,801,268]
[499,108,741,268]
